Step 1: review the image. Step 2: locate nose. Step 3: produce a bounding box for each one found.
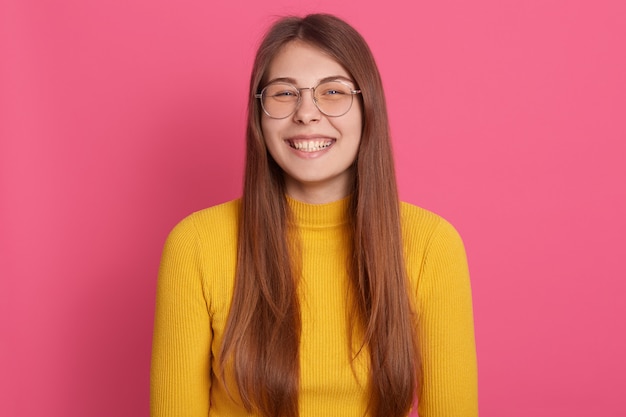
[293,88,321,124]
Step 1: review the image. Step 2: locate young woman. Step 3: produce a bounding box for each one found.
[151,13,477,417]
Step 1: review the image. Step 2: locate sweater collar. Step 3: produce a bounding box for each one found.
[286,194,351,228]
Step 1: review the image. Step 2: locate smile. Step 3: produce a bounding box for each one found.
[287,139,335,152]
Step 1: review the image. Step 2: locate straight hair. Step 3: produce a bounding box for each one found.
[220,13,420,417]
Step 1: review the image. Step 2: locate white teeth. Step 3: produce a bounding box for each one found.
[290,140,333,152]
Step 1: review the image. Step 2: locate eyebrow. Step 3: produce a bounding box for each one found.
[265,75,356,86]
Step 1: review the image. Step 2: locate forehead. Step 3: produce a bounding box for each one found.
[265,41,351,85]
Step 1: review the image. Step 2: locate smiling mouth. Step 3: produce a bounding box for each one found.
[287,139,335,152]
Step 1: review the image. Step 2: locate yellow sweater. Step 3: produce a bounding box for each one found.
[151,196,477,416]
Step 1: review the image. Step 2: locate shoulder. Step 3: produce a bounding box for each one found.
[399,202,468,280]
[186,198,240,229]
[173,198,240,231]
[400,201,464,248]
[165,199,241,249]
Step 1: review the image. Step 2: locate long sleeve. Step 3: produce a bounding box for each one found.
[415,218,478,417]
[150,216,212,417]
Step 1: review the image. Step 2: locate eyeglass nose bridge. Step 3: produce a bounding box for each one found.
[293,86,322,115]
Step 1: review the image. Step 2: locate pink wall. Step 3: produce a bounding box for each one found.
[2,1,625,416]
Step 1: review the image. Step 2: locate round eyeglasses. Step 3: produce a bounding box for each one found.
[255,79,362,119]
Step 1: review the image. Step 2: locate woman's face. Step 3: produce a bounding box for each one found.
[261,41,363,203]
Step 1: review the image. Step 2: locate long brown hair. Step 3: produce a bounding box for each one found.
[220,14,419,417]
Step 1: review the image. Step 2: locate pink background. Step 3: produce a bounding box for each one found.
[1,1,625,416]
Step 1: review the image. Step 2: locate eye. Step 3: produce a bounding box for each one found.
[321,88,345,96]
[264,83,299,101]
[272,90,297,97]
[317,81,352,98]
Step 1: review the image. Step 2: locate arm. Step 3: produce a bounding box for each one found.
[150,216,212,417]
[417,219,478,417]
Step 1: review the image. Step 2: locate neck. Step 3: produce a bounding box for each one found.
[284,175,354,204]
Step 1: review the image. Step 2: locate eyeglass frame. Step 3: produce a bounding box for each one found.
[255,79,362,119]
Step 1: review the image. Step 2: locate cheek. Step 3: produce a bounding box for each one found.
[261,116,283,141]
[347,109,364,140]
